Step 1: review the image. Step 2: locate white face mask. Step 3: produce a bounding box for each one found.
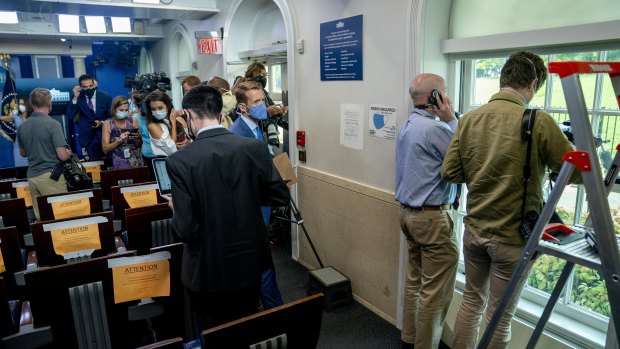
[152,110,167,120]
[18,105,27,113]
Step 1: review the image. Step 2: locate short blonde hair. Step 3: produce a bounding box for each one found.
[29,88,51,109]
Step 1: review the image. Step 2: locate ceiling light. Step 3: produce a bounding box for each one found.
[0,11,18,24]
[60,38,66,42]
[133,0,160,4]
[111,17,131,33]
[58,14,80,33]
[85,16,106,34]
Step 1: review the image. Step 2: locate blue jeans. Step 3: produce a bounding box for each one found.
[261,267,283,309]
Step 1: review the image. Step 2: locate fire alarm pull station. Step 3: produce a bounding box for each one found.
[296,130,306,147]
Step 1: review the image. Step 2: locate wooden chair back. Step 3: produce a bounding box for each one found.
[36,188,103,222]
[125,204,173,254]
[31,211,116,267]
[100,167,149,200]
[201,293,324,349]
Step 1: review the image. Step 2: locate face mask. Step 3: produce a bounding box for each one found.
[18,105,26,113]
[152,110,167,120]
[248,102,268,121]
[129,101,137,112]
[251,75,267,88]
[83,87,96,98]
[116,111,128,119]
[221,92,236,115]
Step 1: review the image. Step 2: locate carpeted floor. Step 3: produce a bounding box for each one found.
[271,240,404,349]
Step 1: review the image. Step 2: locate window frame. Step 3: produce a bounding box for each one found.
[455,49,620,346]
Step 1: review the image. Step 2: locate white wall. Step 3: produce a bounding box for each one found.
[450,0,620,38]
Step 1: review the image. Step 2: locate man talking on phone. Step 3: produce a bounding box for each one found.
[65,74,112,160]
[395,73,459,349]
[164,85,290,340]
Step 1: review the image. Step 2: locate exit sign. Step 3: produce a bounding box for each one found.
[198,38,222,55]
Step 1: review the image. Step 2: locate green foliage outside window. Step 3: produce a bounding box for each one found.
[527,206,616,317]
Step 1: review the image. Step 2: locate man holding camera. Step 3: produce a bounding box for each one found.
[18,88,71,221]
[395,73,459,349]
[65,74,112,161]
[441,51,578,349]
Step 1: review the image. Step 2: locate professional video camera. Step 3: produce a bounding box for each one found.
[263,90,289,147]
[124,72,171,93]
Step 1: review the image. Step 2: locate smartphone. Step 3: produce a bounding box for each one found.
[177,131,187,143]
[120,128,139,135]
[428,89,444,108]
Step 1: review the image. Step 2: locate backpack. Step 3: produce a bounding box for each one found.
[62,154,93,191]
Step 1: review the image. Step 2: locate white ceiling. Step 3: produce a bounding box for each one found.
[0,0,220,41]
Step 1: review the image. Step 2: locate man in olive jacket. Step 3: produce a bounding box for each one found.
[441,51,577,349]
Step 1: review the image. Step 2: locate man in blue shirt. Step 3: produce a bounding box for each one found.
[230,81,284,310]
[395,73,459,349]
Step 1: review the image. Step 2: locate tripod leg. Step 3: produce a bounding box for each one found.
[290,199,324,268]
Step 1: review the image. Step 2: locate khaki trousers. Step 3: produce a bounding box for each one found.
[399,206,459,349]
[453,230,526,349]
[28,171,67,221]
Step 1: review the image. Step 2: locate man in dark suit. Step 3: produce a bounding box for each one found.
[65,74,112,160]
[165,85,290,339]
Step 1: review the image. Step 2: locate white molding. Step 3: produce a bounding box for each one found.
[443,20,620,58]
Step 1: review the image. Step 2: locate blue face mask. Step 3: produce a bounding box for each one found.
[152,110,167,120]
[248,102,268,121]
[116,111,128,120]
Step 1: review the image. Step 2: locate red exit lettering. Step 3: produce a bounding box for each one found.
[198,38,222,55]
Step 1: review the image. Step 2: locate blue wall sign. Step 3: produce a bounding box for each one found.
[320,15,363,81]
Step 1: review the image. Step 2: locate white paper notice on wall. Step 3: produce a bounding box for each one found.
[340,103,364,150]
[368,105,397,140]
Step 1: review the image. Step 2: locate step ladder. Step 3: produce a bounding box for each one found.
[476,61,620,349]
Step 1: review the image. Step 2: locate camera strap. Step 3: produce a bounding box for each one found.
[520,108,538,219]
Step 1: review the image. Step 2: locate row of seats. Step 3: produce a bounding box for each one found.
[0,164,324,349]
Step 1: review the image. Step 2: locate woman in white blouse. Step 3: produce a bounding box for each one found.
[144,90,190,156]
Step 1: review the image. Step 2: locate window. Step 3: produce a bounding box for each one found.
[33,56,61,78]
[458,49,620,340]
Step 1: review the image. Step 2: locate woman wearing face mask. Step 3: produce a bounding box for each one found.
[240,62,287,117]
[12,97,31,167]
[145,91,189,157]
[101,96,144,169]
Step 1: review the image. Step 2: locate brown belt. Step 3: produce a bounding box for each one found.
[403,204,451,211]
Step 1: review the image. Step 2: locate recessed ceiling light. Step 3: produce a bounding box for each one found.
[85,16,106,34]
[111,17,131,33]
[0,11,18,24]
[58,14,80,33]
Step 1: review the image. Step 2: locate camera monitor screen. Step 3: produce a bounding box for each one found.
[152,159,172,198]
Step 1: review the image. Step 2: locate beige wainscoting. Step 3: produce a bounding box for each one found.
[296,166,401,323]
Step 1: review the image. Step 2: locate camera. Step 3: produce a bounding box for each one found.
[519,210,539,240]
[50,163,64,181]
[124,72,171,93]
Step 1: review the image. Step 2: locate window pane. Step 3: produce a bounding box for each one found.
[551,53,600,110]
[601,50,620,111]
[570,265,610,317]
[271,64,282,94]
[527,255,566,295]
[472,58,504,106]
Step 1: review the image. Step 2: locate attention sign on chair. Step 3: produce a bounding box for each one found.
[48,191,93,220]
[43,216,106,260]
[108,251,171,304]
